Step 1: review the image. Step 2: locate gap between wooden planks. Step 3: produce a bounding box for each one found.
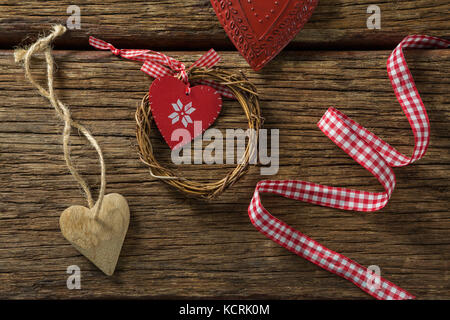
[0,49,449,299]
[0,0,448,49]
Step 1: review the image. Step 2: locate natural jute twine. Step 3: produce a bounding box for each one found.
[14,25,106,218]
[136,68,262,199]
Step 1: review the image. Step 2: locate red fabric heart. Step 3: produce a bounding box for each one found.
[149,76,222,150]
[210,0,318,71]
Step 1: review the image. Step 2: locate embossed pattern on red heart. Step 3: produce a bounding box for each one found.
[149,76,222,150]
[210,0,319,71]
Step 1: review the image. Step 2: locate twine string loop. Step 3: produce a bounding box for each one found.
[15,25,106,218]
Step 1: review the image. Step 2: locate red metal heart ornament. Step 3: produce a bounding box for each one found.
[210,0,318,71]
[149,76,222,150]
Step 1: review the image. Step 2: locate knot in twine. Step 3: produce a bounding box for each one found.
[15,25,106,218]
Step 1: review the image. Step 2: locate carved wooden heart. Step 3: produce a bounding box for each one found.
[210,0,319,70]
[59,193,130,276]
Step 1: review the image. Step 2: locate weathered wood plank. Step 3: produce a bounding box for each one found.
[0,49,449,299]
[0,0,448,50]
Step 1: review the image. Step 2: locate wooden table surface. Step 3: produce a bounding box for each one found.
[0,1,449,299]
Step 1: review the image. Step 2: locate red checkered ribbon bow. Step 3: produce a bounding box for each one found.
[248,35,449,300]
[89,36,234,98]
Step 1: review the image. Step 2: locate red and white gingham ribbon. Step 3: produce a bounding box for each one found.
[89,36,234,98]
[248,35,449,300]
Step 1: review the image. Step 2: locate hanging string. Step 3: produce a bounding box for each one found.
[14,25,106,218]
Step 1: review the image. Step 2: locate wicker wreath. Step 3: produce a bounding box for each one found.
[135,68,262,199]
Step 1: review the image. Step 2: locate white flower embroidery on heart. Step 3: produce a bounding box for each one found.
[168,99,196,128]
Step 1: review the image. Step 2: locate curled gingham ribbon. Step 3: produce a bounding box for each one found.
[89,36,234,98]
[248,35,449,300]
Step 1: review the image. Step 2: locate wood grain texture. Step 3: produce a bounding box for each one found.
[0,0,448,50]
[0,49,449,299]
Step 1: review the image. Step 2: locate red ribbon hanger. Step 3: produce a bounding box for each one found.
[89,36,235,98]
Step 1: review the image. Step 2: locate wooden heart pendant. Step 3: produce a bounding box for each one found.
[210,0,319,70]
[149,76,222,150]
[60,193,130,276]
